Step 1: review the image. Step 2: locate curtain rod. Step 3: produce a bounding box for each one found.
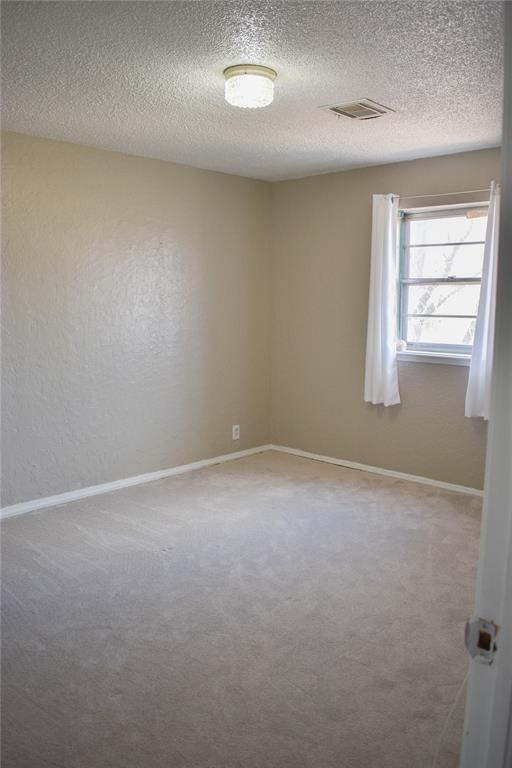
[397,187,491,201]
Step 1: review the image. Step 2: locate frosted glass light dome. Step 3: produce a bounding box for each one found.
[224,65,277,109]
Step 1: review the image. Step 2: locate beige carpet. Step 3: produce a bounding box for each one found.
[1,450,481,768]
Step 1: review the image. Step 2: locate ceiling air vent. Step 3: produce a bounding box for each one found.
[323,99,394,120]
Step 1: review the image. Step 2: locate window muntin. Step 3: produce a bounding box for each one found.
[399,206,488,355]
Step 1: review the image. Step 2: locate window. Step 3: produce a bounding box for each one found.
[399,205,488,358]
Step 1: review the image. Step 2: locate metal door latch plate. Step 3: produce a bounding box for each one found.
[465,616,498,664]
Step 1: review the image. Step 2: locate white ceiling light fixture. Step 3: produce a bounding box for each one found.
[224,64,277,109]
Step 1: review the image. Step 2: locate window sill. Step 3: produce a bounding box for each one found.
[397,351,471,366]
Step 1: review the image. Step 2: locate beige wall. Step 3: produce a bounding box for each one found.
[1,133,272,505]
[271,148,501,489]
[1,136,499,505]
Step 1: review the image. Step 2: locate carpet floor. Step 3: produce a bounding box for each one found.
[1,450,481,768]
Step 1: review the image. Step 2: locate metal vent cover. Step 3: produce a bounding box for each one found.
[322,99,395,120]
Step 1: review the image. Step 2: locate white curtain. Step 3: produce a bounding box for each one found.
[465,181,501,419]
[364,193,400,406]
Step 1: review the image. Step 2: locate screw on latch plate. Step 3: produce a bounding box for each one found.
[465,617,498,664]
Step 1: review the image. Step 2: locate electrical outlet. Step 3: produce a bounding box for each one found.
[232,424,240,440]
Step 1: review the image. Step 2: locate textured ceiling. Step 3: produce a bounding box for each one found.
[1,1,504,181]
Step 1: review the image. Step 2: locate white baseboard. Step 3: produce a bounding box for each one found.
[0,445,272,520]
[1,441,482,520]
[269,444,484,497]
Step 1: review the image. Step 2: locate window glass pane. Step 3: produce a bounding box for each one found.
[406,316,476,346]
[407,243,484,278]
[408,213,487,245]
[406,283,481,316]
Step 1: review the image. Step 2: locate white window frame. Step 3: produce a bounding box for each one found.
[398,204,488,364]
